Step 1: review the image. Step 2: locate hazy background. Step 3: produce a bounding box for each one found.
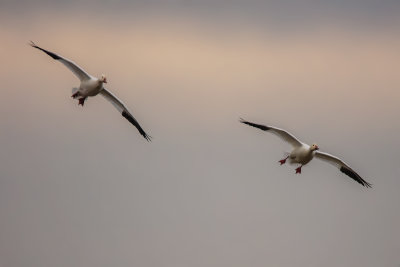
[1,1,399,266]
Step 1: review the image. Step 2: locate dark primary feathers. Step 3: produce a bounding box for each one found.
[240,118,271,131]
[29,41,92,81]
[99,89,151,142]
[122,111,152,141]
[29,41,61,60]
[340,166,372,188]
[315,151,372,188]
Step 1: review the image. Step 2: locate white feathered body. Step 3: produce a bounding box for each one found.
[240,119,372,187]
[289,144,315,165]
[30,41,151,141]
[79,78,103,97]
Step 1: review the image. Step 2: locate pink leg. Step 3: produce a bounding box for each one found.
[295,166,302,174]
[78,97,86,106]
[71,92,79,99]
[279,156,289,165]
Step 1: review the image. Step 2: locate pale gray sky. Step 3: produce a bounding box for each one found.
[0,1,399,267]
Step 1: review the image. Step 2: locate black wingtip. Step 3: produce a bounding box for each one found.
[239,117,250,125]
[239,118,271,131]
[340,166,372,188]
[144,134,152,142]
[29,41,62,60]
[122,110,152,142]
[140,131,152,142]
[29,40,40,49]
[363,181,372,188]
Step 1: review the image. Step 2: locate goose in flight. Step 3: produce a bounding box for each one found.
[30,41,151,141]
[240,118,371,188]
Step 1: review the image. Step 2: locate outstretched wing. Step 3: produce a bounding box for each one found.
[315,151,372,188]
[240,118,303,147]
[100,88,151,141]
[30,41,92,81]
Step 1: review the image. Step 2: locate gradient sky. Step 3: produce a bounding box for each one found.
[1,1,400,267]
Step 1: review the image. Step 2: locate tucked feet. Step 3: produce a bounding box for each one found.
[71,92,80,99]
[295,166,302,174]
[78,97,86,106]
[279,156,289,165]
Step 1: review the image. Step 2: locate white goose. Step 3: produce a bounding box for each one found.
[240,119,371,188]
[30,41,151,141]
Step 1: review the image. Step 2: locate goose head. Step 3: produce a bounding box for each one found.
[310,144,319,151]
[100,74,107,84]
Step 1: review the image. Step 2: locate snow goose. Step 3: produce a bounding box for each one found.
[30,41,151,141]
[240,118,371,188]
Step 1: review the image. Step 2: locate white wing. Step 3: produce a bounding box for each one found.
[30,41,92,81]
[315,151,372,187]
[100,88,151,141]
[240,118,303,147]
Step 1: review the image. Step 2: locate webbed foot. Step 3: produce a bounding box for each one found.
[71,92,80,99]
[279,156,289,165]
[295,166,302,174]
[78,97,86,106]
